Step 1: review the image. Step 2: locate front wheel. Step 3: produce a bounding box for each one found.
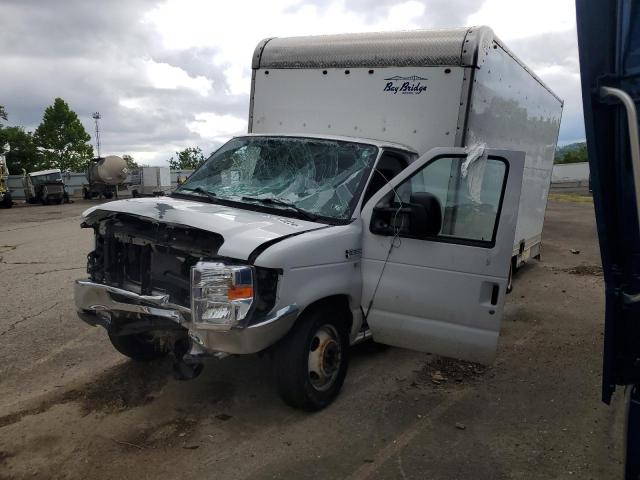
[108,332,169,362]
[274,306,350,411]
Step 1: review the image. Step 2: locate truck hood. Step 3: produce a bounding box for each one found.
[82,196,327,260]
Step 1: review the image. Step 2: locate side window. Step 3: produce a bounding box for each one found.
[371,155,508,246]
[361,152,409,207]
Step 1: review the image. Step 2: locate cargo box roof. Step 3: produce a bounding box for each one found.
[253,27,484,69]
[252,26,560,101]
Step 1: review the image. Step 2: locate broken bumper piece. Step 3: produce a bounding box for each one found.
[74,279,299,355]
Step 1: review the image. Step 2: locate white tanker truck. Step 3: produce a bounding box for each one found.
[82,155,128,200]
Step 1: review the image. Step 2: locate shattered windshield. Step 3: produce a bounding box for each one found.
[176,136,378,221]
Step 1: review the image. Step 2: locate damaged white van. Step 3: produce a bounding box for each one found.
[75,27,562,410]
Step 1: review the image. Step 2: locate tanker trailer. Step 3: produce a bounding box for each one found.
[82,155,128,200]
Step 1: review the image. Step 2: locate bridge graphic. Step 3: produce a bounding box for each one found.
[384,75,428,81]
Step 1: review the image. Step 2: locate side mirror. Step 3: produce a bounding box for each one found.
[408,192,442,237]
[370,192,442,238]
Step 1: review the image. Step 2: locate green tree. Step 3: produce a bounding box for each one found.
[555,142,588,164]
[168,147,206,170]
[34,98,94,171]
[0,107,42,173]
[0,126,42,173]
[122,154,139,170]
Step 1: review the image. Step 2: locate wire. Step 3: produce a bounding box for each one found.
[364,169,405,321]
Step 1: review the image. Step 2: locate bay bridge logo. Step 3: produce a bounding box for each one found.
[383,75,428,95]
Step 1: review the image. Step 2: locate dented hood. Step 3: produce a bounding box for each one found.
[82,196,325,260]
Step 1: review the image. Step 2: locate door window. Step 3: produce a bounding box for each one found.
[370,155,508,246]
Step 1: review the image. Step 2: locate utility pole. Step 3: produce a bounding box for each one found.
[92,112,101,159]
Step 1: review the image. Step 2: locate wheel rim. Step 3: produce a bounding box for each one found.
[307,324,342,392]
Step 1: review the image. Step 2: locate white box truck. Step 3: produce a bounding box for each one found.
[74,27,562,410]
[129,166,172,197]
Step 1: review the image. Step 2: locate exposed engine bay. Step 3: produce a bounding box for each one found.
[83,213,279,320]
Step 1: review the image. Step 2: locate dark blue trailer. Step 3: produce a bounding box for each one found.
[576,0,640,477]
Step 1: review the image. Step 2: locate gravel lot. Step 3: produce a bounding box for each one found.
[0,197,625,479]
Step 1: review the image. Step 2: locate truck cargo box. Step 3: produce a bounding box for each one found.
[129,166,171,197]
[249,26,563,264]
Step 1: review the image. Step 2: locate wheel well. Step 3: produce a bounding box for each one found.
[299,295,353,330]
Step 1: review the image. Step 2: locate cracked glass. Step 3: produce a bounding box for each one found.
[176,136,378,221]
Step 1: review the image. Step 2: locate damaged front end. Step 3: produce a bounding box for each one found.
[75,212,298,378]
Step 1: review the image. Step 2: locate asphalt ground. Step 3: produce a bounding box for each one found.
[0,197,626,479]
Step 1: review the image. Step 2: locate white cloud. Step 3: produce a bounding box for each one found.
[223,65,251,96]
[187,112,247,143]
[143,0,428,99]
[387,1,426,26]
[119,97,145,110]
[145,59,212,96]
[467,0,575,41]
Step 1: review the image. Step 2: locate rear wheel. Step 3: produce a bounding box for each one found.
[274,305,350,411]
[104,191,114,199]
[1,192,12,208]
[108,332,169,362]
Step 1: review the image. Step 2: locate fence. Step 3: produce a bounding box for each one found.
[551,162,590,184]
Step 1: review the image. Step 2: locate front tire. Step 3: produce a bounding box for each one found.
[108,332,168,362]
[274,306,350,411]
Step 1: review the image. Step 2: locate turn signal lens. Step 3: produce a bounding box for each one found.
[228,285,253,300]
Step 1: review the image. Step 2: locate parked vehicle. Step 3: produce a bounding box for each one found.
[0,151,11,208]
[23,169,65,205]
[129,166,171,197]
[83,155,128,200]
[74,27,562,410]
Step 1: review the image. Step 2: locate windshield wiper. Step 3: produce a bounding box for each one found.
[173,186,217,203]
[241,196,319,222]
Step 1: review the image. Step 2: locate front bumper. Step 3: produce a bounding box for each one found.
[74,279,299,354]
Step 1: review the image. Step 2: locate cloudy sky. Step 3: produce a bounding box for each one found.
[1,0,582,165]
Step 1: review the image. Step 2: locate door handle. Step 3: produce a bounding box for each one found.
[490,284,500,306]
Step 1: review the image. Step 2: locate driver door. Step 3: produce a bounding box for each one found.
[360,147,524,364]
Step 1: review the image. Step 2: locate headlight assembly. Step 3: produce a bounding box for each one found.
[191,261,254,330]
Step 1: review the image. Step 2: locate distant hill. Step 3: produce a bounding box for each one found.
[555,142,587,164]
